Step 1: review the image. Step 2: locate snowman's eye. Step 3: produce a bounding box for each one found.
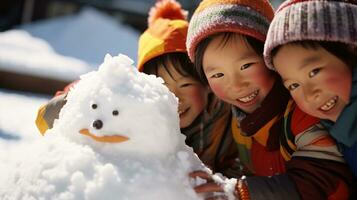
[91,104,98,109]
[112,110,119,116]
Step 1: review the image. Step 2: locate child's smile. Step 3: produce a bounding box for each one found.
[319,96,338,112]
[236,90,259,104]
[178,105,189,117]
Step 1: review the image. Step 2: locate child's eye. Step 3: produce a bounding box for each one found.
[211,73,224,78]
[180,83,193,88]
[241,63,253,70]
[309,68,321,78]
[287,83,300,91]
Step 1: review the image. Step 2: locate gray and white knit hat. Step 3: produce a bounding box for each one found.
[186,0,275,62]
[264,0,357,70]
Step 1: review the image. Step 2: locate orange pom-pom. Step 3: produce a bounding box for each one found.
[148,0,188,27]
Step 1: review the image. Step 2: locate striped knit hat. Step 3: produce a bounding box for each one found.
[186,0,274,62]
[137,0,188,72]
[264,0,357,70]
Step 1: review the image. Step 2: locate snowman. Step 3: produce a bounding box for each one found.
[56,53,188,158]
[0,54,211,200]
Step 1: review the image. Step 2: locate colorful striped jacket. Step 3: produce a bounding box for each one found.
[232,100,355,200]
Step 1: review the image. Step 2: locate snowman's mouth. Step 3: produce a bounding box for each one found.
[79,129,129,143]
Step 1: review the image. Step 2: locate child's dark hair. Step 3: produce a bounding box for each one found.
[271,41,357,69]
[143,52,201,81]
[194,32,265,85]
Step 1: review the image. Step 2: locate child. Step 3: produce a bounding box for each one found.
[264,0,357,177]
[137,0,243,177]
[186,0,354,199]
[36,0,242,178]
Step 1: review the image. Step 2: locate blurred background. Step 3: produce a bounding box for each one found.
[0,0,284,95]
[0,0,285,142]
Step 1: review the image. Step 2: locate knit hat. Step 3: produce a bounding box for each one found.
[186,0,274,62]
[137,0,188,72]
[264,0,357,70]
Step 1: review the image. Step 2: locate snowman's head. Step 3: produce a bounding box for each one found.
[53,54,183,157]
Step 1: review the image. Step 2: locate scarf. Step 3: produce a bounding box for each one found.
[232,77,290,149]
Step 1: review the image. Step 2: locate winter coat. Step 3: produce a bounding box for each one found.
[231,80,355,200]
[321,68,357,177]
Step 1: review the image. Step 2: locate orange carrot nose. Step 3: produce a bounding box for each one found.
[79,129,129,143]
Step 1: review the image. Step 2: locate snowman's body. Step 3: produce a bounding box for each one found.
[0,54,205,200]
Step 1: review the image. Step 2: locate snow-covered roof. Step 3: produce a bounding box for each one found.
[0,7,140,82]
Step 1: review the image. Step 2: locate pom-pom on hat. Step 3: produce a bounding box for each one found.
[186,0,275,62]
[137,0,189,72]
[264,0,357,70]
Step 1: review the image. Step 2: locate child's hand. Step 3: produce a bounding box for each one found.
[189,171,237,200]
[190,171,224,193]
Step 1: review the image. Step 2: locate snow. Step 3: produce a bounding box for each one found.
[0,7,139,81]
[0,90,49,142]
[0,54,209,199]
[0,30,89,81]
[20,7,140,66]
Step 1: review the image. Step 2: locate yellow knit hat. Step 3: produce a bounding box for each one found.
[137,0,189,72]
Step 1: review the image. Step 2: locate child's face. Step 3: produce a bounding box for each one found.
[157,61,209,128]
[202,34,275,113]
[273,44,352,122]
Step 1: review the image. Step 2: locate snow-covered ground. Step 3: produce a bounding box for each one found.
[0,90,49,142]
